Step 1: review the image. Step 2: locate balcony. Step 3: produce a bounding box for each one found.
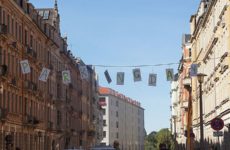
[25,47,37,59]
[183,77,191,86]
[88,129,96,137]
[181,101,188,110]
[24,80,37,92]
[24,115,40,126]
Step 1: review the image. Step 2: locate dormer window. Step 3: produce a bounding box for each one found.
[43,10,50,20]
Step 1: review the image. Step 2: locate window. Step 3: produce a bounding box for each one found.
[102,108,106,115]
[116,111,118,117]
[43,10,50,20]
[3,90,5,108]
[189,48,192,57]
[0,47,2,65]
[99,97,106,106]
[116,121,119,128]
[116,132,119,139]
[7,14,10,34]
[57,110,61,126]
[38,11,43,17]
[116,101,119,107]
[20,0,23,7]
[24,30,28,45]
[103,131,106,138]
[103,120,106,126]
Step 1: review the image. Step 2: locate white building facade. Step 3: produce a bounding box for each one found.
[99,87,145,150]
[170,75,183,143]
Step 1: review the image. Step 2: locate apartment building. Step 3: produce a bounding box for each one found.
[170,35,192,147]
[170,74,181,142]
[99,87,145,150]
[0,0,100,149]
[190,0,230,148]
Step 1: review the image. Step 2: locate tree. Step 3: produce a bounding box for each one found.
[155,128,176,150]
[145,131,157,150]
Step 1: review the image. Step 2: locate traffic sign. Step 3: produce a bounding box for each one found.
[211,118,224,131]
[213,131,223,137]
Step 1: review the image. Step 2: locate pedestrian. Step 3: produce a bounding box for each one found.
[159,143,168,150]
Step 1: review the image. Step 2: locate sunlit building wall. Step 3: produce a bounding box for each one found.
[190,0,230,147]
[99,87,145,150]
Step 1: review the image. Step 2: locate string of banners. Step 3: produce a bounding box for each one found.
[103,64,198,86]
[20,59,90,84]
[20,59,198,86]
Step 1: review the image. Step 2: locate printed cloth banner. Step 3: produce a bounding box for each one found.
[149,74,157,86]
[62,70,71,84]
[117,72,125,85]
[133,68,141,82]
[39,68,50,82]
[166,68,174,81]
[79,65,89,80]
[104,70,112,84]
[190,64,198,77]
[20,60,31,74]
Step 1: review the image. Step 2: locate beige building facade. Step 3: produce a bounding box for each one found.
[190,0,230,148]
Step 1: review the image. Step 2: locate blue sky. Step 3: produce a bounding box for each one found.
[30,0,200,133]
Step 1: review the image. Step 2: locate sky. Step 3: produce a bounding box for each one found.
[30,0,200,134]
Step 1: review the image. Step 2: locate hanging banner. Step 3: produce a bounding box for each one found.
[62,70,71,84]
[39,68,50,82]
[149,73,157,86]
[166,68,174,81]
[20,60,31,74]
[133,68,142,82]
[190,64,198,77]
[79,65,89,80]
[104,70,112,84]
[117,72,125,85]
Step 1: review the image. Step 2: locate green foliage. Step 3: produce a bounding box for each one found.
[145,129,176,150]
[145,131,157,150]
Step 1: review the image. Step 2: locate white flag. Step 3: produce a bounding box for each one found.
[79,65,89,80]
[62,70,71,84]
[39,68,50,82]
[166,68,174,81]
[133,68,141,82]
[117,72,124,85]
[149,74,157,86]
[20,60,31,74]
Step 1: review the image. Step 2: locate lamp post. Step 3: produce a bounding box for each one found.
[197,73,207,150]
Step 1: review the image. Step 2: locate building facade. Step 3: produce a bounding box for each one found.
[0,0,100,149]
[190,0,230,148]
[170,34,192,147]
[170,74,181,141]
[99,87,145,150]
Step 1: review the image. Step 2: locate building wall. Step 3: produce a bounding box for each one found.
[173,35,192,145]
[191,0,230,146]
[0,0,100,149]
[99,87,145,150]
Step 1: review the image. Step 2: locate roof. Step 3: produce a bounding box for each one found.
[99,87,142,108]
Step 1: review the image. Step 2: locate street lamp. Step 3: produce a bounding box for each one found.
[197,73,207,150]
